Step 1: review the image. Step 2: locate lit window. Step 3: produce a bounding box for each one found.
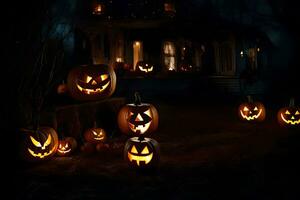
[164,3,176,13]
[163,41,176,71]
[93,4,103,15]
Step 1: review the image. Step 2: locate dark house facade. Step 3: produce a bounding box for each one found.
[69,0,277,95]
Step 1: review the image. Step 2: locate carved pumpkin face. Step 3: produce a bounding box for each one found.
[19,127,58,161]
[278,107,300,126]
[57,137,77,156]
[118,103,159,136]
[84,128,107,144]
[238,102,266,122]
[67,64,116,101]
[124,137,159,168]
[136,61,153,73]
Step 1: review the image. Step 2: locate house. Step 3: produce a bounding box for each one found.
[70,0,274,95]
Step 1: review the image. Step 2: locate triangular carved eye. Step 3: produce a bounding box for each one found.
[144,109,151,116]
[254,107,258,111]
[86,75,92,83]
[285,110,291,115]
[100,74,109,81]
[131,145,138,154]
[243,107,249,112]
[141,146,149,154]
[295,111,300,115]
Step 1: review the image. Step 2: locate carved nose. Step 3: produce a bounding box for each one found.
[135,114,143,122]
[292,116,295,120]
[249,111,252,114]
[91,80,97,85]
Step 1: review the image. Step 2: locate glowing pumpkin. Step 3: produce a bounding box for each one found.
[238,96,266,122]
[67,64,116,101]
[84,127,107,144]
[117,92,159,136]
[19,127,58,161]
[277,98,300,127]
[56,137,77,156]
[136,61,154,73]
[124,137,159,168]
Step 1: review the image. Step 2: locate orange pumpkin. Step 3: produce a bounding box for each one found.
[238,96,266,122]
[277,98,300,127]
[56,137,77,156]
[19,127,58,161]
[124,137,159,169]
[67,64,116,101]
[118,92,158,136]
[84,122,107,144]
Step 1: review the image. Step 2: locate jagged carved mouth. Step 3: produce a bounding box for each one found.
[57,148,71,154]
[139,65,153,72]
[76,81,110,95]
[240,109,262,121]
[127,152,153,166]
[128,121,151,134]
[28,146,56,159]
[280,114,300,125]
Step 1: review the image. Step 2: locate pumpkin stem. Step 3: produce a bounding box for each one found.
[247,95,253,103]
[134,92,142,105]
[289,98,295,107]
[93,121,98,128]
[138,135,144,141]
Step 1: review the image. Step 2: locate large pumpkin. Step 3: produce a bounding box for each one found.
[124,137,159,168]
[67,64,116,101]
[118,92,159,136]
[238,96,266,122]
[56,137,77,156]
[277,98,300,127]
[19,127,58,161]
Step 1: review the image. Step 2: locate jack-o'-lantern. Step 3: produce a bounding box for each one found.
[19,127,58,161]
[84,123,107,144]
[118,92,159,136]
[67,64,116,101]
[136,61,154,73]
[238,96,266,122]
[56,137,77,156]
[277,98,300,127]
[124,137,159,168]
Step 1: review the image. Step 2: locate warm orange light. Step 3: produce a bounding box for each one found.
[116,57,123,62]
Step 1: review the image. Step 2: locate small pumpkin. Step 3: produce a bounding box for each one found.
[277,98,300,127]
[118,92,159,136]
[135,61,154,73]
[84,122,107,144]
[238,96,266,122]
[57,81,68,94]
[56,137,77,156]
[19,127,58,161]
[67,64,116,101]
[124,137,159,168]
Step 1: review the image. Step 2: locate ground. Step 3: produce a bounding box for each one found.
[14,96,300,199]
